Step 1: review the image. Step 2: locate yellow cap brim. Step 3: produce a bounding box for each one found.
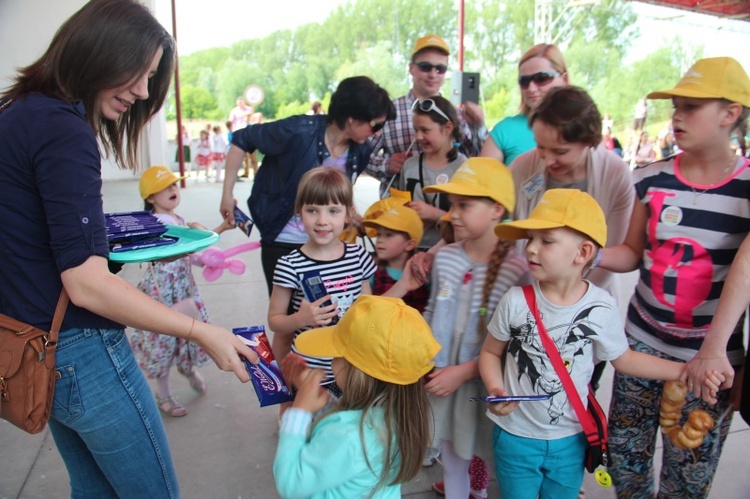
[293,324,342,358]
[494,219,566,240]
[647,88,726,101]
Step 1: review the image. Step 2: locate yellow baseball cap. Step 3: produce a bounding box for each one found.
[139,166,186,200]
[412,34,450,57]
[362,204,424,243]
[423,157,515,214]
[647,57,750,107]
[494,189,607,247]
[361,197,409,238]
[294,295,441,385]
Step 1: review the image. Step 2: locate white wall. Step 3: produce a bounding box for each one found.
[0,0,169,180]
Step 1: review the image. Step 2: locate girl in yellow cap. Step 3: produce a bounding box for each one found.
[406,157,529,498]
[273,295,440,498]
[598,57,750,498]
[130,166,234,417]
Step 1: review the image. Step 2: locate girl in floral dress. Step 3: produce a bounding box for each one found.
[130,166,234,416]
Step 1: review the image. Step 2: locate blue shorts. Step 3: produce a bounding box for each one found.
[492,425,587,499]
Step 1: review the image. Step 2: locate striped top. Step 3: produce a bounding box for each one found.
[426,241,529,368]
[274,243,376,383]
[627,154,750,364]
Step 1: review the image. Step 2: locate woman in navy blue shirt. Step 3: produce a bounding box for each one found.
[0,1,256,497]
[220,76,396,294]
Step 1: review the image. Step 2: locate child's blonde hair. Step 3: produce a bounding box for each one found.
[295,167,354,216]
[331,361,431,490]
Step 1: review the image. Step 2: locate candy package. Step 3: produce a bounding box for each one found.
[233,326,293,407]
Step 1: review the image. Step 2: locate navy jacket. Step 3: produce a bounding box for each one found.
[231,115,372,243]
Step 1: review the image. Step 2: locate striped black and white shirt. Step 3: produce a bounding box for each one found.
[274,243,376,383]
[627,155,750,364]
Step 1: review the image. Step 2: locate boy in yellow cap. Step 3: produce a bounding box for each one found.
[479,189,695,499]
[362,203,430,313]
[273,295,440,498]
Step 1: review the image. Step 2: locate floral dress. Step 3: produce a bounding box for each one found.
[129,213,210,378]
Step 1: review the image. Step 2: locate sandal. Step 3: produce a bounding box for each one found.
[156,394,188,417]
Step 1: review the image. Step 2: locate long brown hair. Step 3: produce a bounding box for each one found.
[327,361,431,492]
[2,0,175,169]
[478,238,511,335]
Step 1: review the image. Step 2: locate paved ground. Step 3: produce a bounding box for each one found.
[1,174,748,498]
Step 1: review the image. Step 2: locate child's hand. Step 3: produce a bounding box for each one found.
[297,296,339,328]
[213,216,236,234]
[424,366,466,398]
[410,252,434,285]
[701,370,726,405]
[408,200,440,222]
[280,353,308,389]
[187,221,209,231]
[486,388,519,417]
[292,368,329,413]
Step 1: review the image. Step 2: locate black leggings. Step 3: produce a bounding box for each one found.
[260,241,302,295]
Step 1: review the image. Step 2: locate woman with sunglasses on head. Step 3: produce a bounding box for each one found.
[220,76,395,295]
[0,1,258,496]
[399,96,467,250]
[481,44,569,165]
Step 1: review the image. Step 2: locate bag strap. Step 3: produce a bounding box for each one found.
[522,285,599,444]
[48,289,69,343]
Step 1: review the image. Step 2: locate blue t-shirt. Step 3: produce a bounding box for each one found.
[0,94,120,331]
[488,114,536,166]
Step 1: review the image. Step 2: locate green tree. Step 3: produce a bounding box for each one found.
[180,85,218,119]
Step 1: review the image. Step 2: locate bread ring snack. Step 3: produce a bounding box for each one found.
[661,398,685,413]
[667,427,686,449]
[659,416,679,428]
[659,382,714,450]
[663,381,688,402]
[676,429,703,449]
[682,424,703,440]
[688,410,714,432]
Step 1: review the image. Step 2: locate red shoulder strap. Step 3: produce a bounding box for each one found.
[522,285,598,444]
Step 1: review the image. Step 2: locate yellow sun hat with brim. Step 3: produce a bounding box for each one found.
[293,295,441,385]
[647,57,750,107]
[494,189,607,247]
[412,34,450,57]
[423,157,515,214]
[362,204,424,243]
[139,165,187,200]
[361,197,410,238]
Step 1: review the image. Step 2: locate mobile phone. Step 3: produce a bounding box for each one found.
[469,395,551,403]
[233,205,254,237]
[301,270,338,325]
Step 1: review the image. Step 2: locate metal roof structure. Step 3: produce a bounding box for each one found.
[631,0,750,21]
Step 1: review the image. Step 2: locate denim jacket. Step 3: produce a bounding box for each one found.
[231,114,372,243]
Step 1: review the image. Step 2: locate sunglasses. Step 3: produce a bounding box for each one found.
[369,120,387,133]
[518,70,560,89]
[415,61,448,74]
[411,99,451,123]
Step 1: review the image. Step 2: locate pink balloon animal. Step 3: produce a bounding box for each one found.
[199,241,261,282]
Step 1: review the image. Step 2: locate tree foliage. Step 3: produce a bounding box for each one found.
[171,0,684,132]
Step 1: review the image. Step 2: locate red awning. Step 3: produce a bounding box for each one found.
[632,0,750,21]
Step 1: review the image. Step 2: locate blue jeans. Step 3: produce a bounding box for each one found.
[49,328,180,498]
[492,425,587,499]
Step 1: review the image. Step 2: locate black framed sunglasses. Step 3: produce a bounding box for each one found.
[369,119,387,133]
[411,99,451,123]
[415,61,448,75]
[518,70,560,89]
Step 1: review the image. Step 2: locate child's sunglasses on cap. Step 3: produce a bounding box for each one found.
[412,98,451,123]
[415,61,448,74]
[369,119,387,133]
[518,70,561,89]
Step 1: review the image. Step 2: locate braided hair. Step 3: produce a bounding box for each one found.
[477,238,512,336]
